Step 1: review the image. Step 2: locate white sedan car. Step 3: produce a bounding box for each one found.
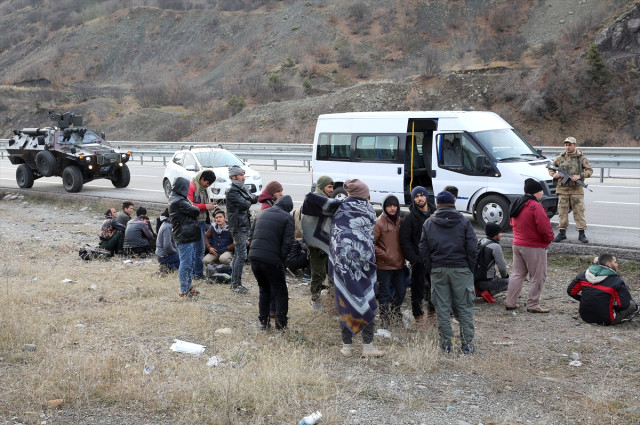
[162,147,263,201]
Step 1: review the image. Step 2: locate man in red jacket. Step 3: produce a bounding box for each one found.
[505,178,555,313]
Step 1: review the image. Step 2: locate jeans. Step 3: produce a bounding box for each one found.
[193,222,208,278]
[158,253,180,270]
[251,259,288,328]
[177,241,197,295]
[230,229,249,287]
[377,268,407,309]
[410,262,433,317]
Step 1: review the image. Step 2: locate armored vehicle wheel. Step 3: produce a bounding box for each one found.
[16,164,35,188]
[112,164,130,188]
[62,165,83,193]
[35,151,57,177]
[163,178,172,198]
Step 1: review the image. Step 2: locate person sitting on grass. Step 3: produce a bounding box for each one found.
[98,207,124,255]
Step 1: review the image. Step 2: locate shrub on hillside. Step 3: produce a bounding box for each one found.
[268,73,285,93]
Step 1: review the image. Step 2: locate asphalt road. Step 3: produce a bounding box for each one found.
[1,159,639,249]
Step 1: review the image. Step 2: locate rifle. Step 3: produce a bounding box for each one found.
[546,163,592,192]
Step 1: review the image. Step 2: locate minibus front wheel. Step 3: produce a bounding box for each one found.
[475,195,510,231]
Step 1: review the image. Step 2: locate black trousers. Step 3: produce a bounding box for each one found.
[410,262,433,317]
[251,259,288,328]
[475,277,509,295]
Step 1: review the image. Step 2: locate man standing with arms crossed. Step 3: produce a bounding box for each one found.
[226,165,258,294]
[550,136,593,243]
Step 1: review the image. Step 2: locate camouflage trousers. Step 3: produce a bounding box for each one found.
[557,194,587,230]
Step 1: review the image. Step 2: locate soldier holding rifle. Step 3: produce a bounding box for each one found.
[549,136,593,243]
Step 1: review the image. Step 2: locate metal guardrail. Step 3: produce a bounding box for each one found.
[1,139,638,178]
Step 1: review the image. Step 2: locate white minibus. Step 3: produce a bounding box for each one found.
[311,111,557,230]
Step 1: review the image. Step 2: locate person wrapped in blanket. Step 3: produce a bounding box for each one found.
[302,179,384,358]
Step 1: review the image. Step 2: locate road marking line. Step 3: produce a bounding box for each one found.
[550,220,640,231]
[590,185,640,189]
[594,201,640,205]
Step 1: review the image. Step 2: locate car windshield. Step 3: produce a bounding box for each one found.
[195,150,244,168]
[59,129,103,145]
[471,128,542,161]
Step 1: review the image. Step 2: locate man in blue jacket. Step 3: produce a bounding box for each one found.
[249,195,295,330]
[568,253,639,325]
[419,191,478,355]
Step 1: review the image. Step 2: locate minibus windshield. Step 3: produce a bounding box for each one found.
[471,128,543,161]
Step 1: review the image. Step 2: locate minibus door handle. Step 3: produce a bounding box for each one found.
[397,167,401,175]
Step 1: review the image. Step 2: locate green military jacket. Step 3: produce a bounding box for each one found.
[549,149,593,194]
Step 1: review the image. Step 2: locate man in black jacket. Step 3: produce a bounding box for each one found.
[169,177,202,298]
[225,165,258,294]
[399,186,436,322]
[419,191,478,355]
[249,195,295,330]
[567,253,639,325]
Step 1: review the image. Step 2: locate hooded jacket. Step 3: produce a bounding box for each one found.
[399,200,436,264]
[509,195,554,248]
[249,195,295,265]
[373,195,404,270]
[258,188,276,210]
[419,206,477,272]
[225,179,257,231]
[169,177,201,244]
[567,265,633,325]
[156,218,177,257]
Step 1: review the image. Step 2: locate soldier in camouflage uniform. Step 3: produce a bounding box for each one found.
[549,137,593,243]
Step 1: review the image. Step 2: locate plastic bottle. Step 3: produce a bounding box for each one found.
[298,411,322,425]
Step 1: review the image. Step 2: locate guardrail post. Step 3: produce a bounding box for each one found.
[600,168,604,183]
[273,159,278,170]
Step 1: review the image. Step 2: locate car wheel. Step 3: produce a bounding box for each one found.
[16,164,35,188]
[112,164,131,188]
[332,187,348,200]
[35,150,57,177]
[475,195,510,231]
[62,165,83,193]
[163,178,172,198]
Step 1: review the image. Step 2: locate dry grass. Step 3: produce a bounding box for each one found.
[1,195,640,424]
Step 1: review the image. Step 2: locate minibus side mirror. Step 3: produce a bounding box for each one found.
[475,155,491,171]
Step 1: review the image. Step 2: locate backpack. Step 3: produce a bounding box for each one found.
[79,245,111,261]
[473,239,497,282]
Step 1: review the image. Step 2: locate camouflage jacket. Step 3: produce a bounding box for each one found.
[550,149,593,195]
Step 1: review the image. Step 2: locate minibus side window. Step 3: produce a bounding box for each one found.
[355,135,398,161]
[438,133,484,174]
[316,133,351,161]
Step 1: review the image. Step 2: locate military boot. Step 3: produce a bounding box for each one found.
[553,229,567,242]
[578,230,589,243]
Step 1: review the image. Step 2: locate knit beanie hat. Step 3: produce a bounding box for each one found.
[343,179,370,200]
[524,178,543,195]
[410,186,428,200]
[229,165,246,177]
[316,175,334,191]
[435,191,455,205]
[485,222,501,238]
[264,180,283,195]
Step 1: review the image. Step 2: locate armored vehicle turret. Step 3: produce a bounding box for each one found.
[6,111,131,193]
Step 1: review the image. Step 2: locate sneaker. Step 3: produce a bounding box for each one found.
[179,292,192,299]
[480,290,496,303]
[189,288,200,296]
[620,304,640,323]
[526,306,550,313]
[505,304,520,311]
[461,344,476,355]
[440,342,451,354]
[231,284,248,294]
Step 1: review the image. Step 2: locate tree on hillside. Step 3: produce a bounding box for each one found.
[585,44,610,85]
[268,73,284,93]
[227,95,246,116]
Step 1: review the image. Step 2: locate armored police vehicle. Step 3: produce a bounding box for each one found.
[7,111,131,193]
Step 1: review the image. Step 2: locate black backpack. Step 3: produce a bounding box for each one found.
[473,239,497,282]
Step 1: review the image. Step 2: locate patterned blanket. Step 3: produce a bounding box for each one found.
[302,193,378,334]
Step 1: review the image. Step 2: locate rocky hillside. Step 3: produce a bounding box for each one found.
[0,0,638,146]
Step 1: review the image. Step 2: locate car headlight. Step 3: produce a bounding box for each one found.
[253,174,260,180]
[216,177,227,183]
[121,153,127,159]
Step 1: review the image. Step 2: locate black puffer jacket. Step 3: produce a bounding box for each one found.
[399,201,436,264]
[225,179,258,231]
[418,206,477,272]
[169,177,201,244]
[249,195,295,265]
